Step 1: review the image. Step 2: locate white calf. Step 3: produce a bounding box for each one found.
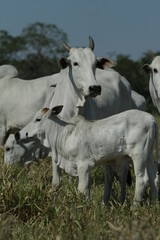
[17,106,160,204]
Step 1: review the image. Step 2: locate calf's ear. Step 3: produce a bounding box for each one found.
[59,57,71,69]
[14,132,20,142]
[96,57,116,69]
[41,108,49,115]
[51,105,63,115]
[141,64,151,74]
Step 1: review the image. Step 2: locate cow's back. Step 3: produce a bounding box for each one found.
[0,73,59,129]
[0,65,18,79]
[74,110,156,163]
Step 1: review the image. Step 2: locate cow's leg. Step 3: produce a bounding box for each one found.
[52,156,61,189]
[77,164,91,199]
[103,165,114,204]
[118,158,130,204]
[132,155,148,205]
[147,152,159,201]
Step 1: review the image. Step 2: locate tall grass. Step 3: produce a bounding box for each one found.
[0,117,160,239]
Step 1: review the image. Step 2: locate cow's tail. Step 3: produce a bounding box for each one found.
[154,121,160,174]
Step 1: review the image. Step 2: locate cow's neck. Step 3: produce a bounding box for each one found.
[50,68,85,121]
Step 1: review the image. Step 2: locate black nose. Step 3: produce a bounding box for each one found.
[89,85,101,97]
[26,133,28,137]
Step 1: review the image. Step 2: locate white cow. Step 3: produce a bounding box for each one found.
[142,56,160,113]
[17,106,159,205]
[4,134,50,165]
[0,64,58,145]
[41,40,131,198]
[0,37,103,146]
[5,38,135,201]
[5,38,133,202]
[49,56,131,121]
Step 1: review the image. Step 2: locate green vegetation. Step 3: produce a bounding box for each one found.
[0,117,160,239]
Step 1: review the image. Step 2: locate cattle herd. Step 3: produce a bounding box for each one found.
[2,37,160,206]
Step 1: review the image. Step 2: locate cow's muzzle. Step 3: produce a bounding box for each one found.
[89,85,101,97]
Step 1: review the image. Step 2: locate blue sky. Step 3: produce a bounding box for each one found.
[0,0,160,60]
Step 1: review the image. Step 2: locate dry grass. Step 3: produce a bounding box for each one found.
[0,116,160,239]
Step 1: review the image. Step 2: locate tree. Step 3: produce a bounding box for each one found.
[21,22,68,58]
[114,54,147,96]
[0,22,69,78]
[0,30,25,63]
[16,22,69,78]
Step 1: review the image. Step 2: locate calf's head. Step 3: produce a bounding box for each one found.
[15,106,63,146]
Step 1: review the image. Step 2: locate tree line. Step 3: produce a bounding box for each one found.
[0,22,159,113]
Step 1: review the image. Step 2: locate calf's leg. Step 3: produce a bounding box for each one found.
[52,155,61,189]
[77,164,91,199]
[132,156,148,205]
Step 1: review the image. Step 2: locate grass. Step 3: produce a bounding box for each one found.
[1,117,160,239]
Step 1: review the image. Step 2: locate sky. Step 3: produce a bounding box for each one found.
[0,0,160,60]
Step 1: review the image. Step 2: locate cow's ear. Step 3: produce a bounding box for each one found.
[96,57,116,69]
[51,105,63,115]
[141,64,151,74]
[14,132,20,142]
[59,57,71,69]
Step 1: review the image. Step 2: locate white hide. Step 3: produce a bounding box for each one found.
[10,61,143,201]
[0,38,102,146]
[5,70,146,167]
[0,65,18,78]
[20,107,159,205]
[0,64,58,145]
[5,38,145,203]
[4,134,50,165]
[46,60,142,203]
[48,66,132,122]
[131,90,146,111]
[142,56,160,113]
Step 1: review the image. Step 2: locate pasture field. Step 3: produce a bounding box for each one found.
[1,117,160,239]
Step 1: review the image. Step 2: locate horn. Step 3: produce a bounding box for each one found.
[88,36,94,51]
[63,42,71,52]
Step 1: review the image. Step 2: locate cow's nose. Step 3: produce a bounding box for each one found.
[89,85,101,97]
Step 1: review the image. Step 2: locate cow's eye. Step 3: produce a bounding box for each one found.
[6,148,10,152]
[73,62,78,66]
[36,118,41,122]
[153,68,158,73]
